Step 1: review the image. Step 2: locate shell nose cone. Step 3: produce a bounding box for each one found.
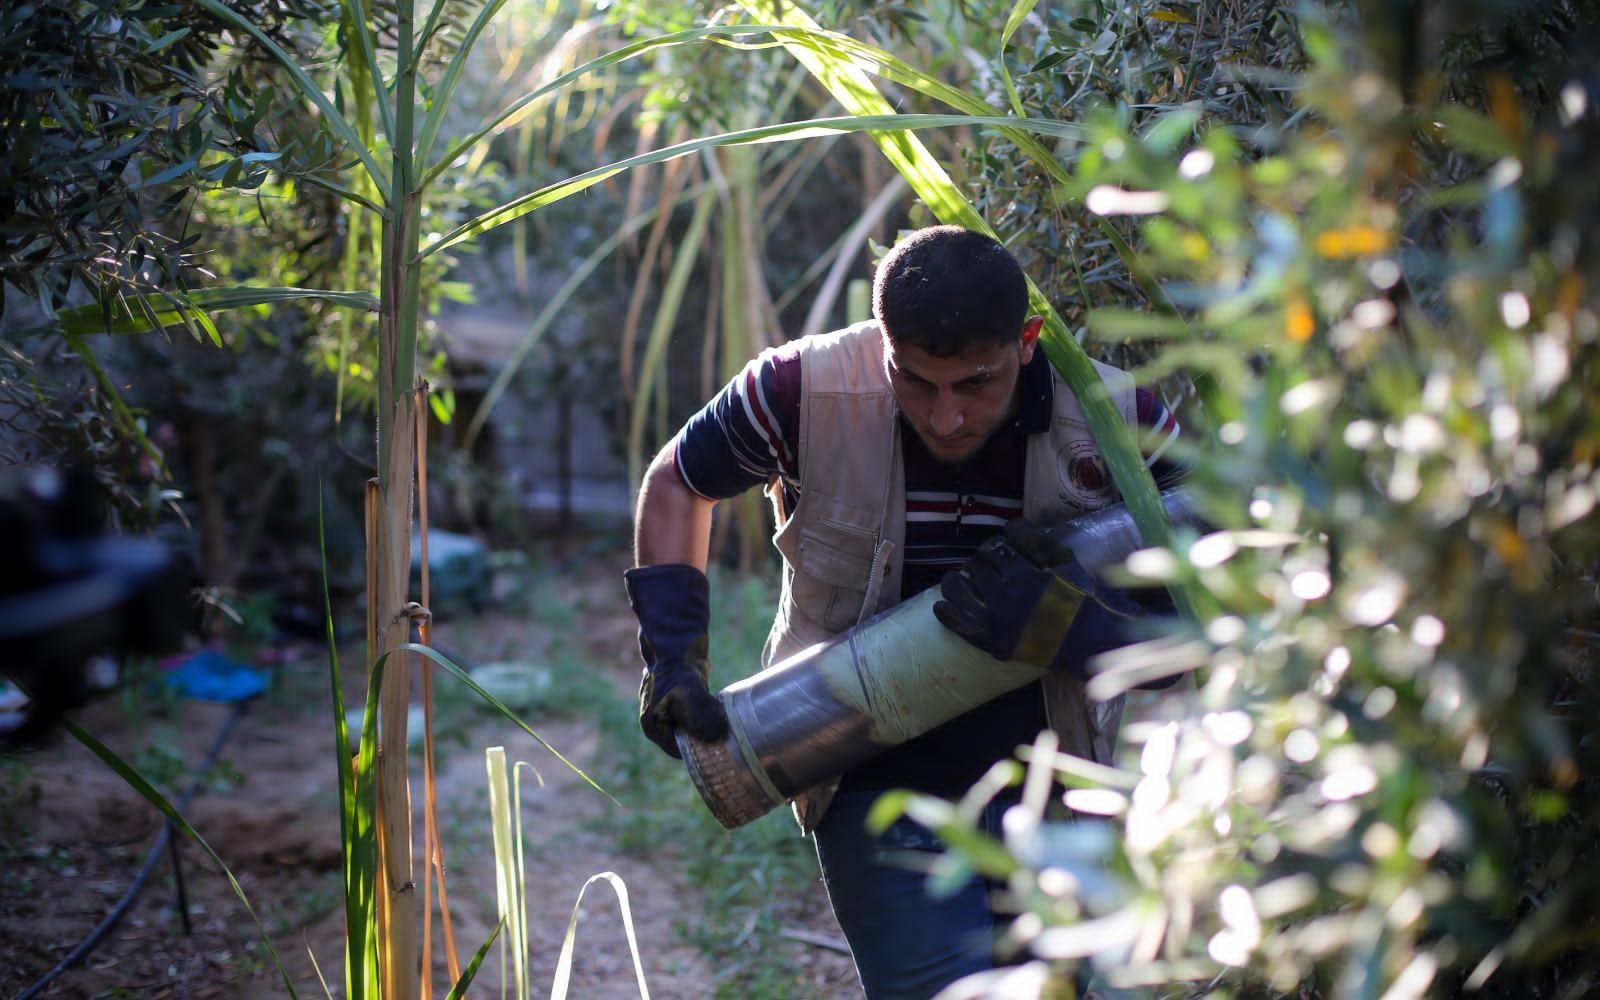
[677,724,779,829]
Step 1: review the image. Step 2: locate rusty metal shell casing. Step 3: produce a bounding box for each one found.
[677,488,1200,830]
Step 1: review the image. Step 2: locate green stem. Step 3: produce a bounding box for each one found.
[61,332,165,475]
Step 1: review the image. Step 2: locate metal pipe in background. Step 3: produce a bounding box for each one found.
[677,487,1202,830]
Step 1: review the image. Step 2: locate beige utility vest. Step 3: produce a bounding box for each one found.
[763,321,1138,826]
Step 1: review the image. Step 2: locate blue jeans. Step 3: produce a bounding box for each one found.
[812,786,1012,1000]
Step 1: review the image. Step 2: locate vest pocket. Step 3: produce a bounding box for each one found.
[794,518,877,633]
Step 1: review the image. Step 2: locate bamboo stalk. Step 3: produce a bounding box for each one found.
[363,476,383,1000]
[415,384,464,995]
[416,385,436,1000]
[375,0,423,992]
[375,341,422,977]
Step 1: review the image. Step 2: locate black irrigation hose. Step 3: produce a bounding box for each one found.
[16,699,252,1000]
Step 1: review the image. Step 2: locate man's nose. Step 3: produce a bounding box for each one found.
[929,394,963,437]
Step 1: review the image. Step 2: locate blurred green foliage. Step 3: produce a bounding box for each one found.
[0,0,329,324]
[0,0,333,533]
[2,0,507,609]
[867,2,1600,997]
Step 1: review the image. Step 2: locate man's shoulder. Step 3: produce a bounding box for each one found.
[794,319,882,354]
[790,320,889,390]
[744,321,878,378]
[1086,355,1135,389]
[1039,352,1133,382]
[1041,354,1137,418]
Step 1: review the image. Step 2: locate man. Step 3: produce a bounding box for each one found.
[626,226,1184,998]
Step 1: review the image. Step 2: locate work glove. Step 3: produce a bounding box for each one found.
[623,563,730,759]
[933,517,1146,678]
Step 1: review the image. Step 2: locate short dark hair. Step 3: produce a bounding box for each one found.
[871,226,1029,357]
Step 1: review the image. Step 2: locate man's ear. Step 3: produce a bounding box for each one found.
[1019,315,1044,361]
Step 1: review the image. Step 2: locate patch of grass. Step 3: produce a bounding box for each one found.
[582,568,827,999]
[129,737,189,794]
[489,556,583,628]
[207,757,247,794]
[0,758,41,842]
[0,845,36,895]
[264,876,342,937]
[223,942,269,982]
[120,723,246,798]
[681,810,828,999]
[1,837,75,898]
[432,645,625,729]
[116,657,183,737]
[447,559,828,997]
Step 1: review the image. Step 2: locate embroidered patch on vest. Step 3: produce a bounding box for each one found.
[1056,438,1116,507]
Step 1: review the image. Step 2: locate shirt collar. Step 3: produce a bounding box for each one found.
[1014,349,1053,435]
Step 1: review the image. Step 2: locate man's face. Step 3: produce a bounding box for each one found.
[884,318,1042,466]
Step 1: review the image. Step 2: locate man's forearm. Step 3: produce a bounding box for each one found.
[633,444,715,570]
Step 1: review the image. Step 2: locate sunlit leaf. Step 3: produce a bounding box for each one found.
[55,287,379,335]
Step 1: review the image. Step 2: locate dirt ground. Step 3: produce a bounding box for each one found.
[0,546,859,999]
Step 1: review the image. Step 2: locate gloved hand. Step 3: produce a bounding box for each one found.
[623,563,730,758]
[933,517,1144,677]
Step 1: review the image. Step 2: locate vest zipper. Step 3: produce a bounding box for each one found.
[856,537,895,626]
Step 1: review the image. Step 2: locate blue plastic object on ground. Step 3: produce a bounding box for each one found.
[160,649,267,703]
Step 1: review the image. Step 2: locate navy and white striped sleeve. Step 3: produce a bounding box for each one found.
[1135,387,1186,489]
[671,343,803,501]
